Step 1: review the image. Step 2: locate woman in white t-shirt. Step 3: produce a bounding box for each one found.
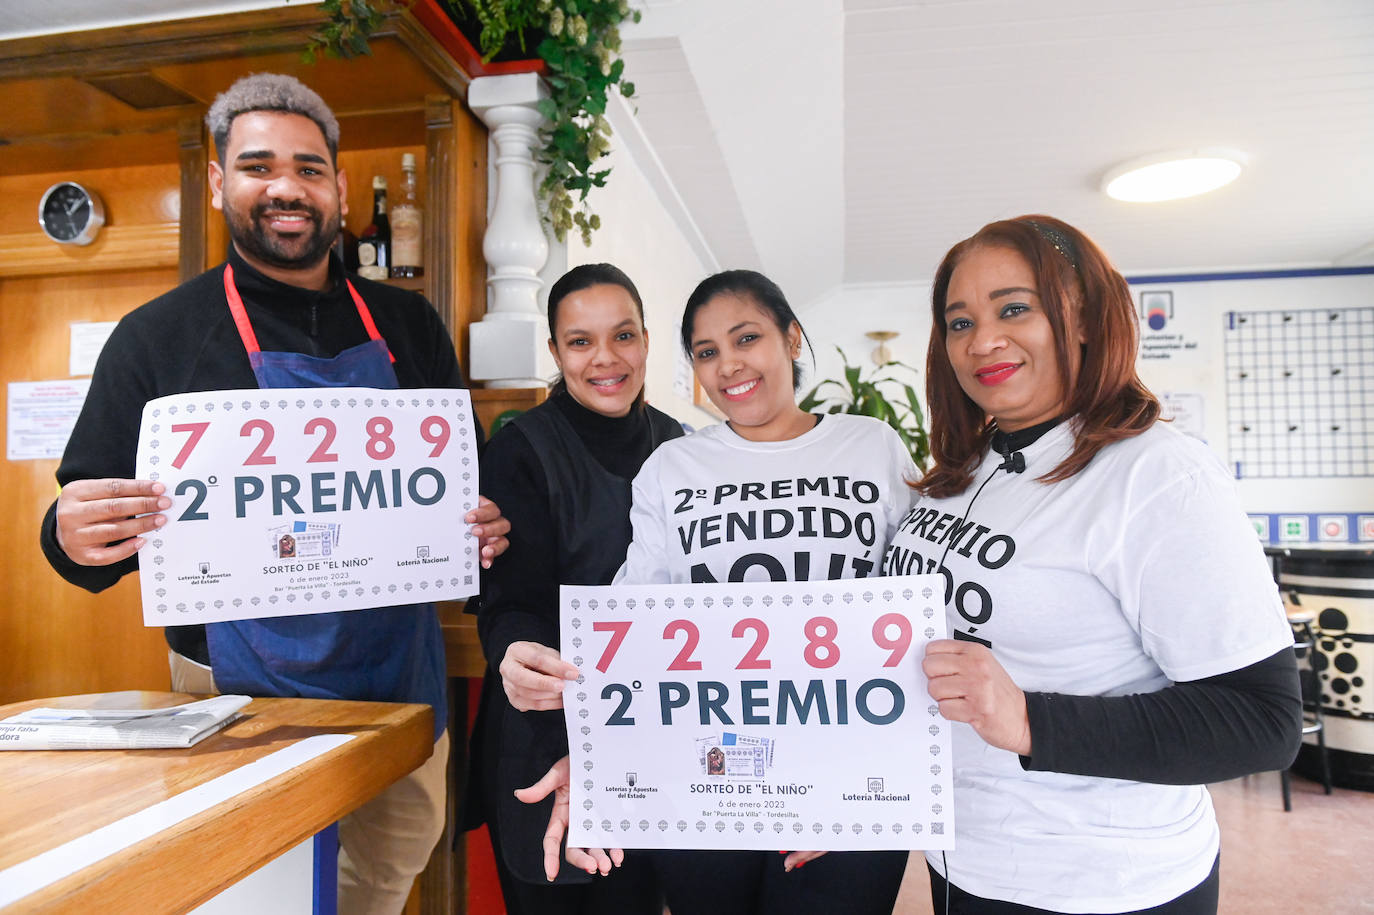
[519,269,918,915]
[891,215,1301,914]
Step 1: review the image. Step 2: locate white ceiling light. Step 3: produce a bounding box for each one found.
[1101,149,1247,202]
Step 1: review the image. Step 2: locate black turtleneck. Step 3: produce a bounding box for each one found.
[991,415,1064,458]
[550,388,663,481]
[474,389,680,669]
[40,248,467,662]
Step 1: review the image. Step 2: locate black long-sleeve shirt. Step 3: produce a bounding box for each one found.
[1023,647,1301,783]
[987,418,1301,784]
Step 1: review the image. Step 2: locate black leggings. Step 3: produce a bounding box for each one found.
[926,854,1220,915]
[647,848,909,915]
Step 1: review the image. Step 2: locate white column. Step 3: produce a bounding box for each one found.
[467,73,557,388]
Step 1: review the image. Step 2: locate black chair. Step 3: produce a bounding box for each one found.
[1269,548,1335,811]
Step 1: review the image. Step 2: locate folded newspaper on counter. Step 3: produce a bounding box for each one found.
[0,695,251,750]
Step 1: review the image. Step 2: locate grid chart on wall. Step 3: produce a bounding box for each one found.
[1224,306,1374,478]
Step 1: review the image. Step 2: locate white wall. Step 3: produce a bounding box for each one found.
[796,281,933,402]
[564,104,718,429]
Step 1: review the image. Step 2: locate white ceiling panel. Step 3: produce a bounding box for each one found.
[840,0,1374,279]
[620,37,764,273]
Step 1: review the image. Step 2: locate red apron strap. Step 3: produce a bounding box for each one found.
[345,279,396,364]
[222,263,262,355]
[224,264,395,365]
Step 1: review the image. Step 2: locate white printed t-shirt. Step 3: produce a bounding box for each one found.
[615,414,917,585]
[885,421,1292,912]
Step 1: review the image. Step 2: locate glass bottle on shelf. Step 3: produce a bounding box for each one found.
[390,152,423,279]
[356,176,390,280]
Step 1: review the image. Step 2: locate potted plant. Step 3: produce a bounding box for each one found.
[799,348,931,471]
[305,0,640,244]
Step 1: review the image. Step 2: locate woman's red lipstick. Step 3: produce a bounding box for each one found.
[974,362,1019,385]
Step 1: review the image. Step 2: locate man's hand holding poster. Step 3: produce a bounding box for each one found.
[134,388,478,625]
[561,576,954,851]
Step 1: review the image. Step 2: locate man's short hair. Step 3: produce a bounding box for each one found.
[205,73,340,164]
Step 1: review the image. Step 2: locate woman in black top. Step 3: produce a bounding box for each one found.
[463,263,681,914]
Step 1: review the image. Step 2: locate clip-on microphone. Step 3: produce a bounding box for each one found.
[998,450,1026,474]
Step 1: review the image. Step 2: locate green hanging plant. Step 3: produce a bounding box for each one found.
[304,0,640,245]
[799,347,931,471]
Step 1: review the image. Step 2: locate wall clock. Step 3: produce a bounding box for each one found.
[38,182,105,246]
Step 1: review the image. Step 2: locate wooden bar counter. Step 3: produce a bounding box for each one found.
[0,691,433,913]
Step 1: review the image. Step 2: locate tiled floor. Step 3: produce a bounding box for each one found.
[892,771,1374,914]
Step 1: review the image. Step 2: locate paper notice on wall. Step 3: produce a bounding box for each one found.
[7,380,91,461]
[1160,391,1207,442]
[69,322,118,376]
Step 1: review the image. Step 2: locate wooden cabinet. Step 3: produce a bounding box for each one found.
[0,6,493,706]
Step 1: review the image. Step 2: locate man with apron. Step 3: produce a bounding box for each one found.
[39,74,509,915]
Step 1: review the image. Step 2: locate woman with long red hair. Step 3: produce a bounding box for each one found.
[889,215,1301,914]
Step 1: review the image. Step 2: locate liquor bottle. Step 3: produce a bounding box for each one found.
[390,152,424,278]
[356,176,390,281]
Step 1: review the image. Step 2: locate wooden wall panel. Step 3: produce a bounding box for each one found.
[0,224,179,279]
[454,100,489,339]
[0,132,180,178]
[0,76,191,149]
[0,161,182,704]
[0,164,181,235]
[179,115,210,281]
[438,97,489,371]
[0,269,180,705]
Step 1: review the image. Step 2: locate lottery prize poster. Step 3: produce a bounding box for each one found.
[134,388,479,626]
[561,575,955,851]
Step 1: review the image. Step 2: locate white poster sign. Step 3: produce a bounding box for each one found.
[1159,391,1207,442]
[6,379,91,461]
[562,575,954,851]
[134,388,479,626]
[1137,289,1203,362]
[69,321,118,376]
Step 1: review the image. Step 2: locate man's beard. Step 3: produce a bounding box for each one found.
[226,199,339,271]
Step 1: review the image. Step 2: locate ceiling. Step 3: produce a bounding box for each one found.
[6,0,1373,310]
[621,0,1374,308]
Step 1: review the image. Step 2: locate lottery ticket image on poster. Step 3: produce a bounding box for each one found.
[697,733,773,778]
[269,522,340,559]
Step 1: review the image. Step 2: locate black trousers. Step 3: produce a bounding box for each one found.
[486,813,661,915]
[647,848,909,915]
[926,854,1220,915]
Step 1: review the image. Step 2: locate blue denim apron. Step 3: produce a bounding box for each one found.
[207,264,446,738]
